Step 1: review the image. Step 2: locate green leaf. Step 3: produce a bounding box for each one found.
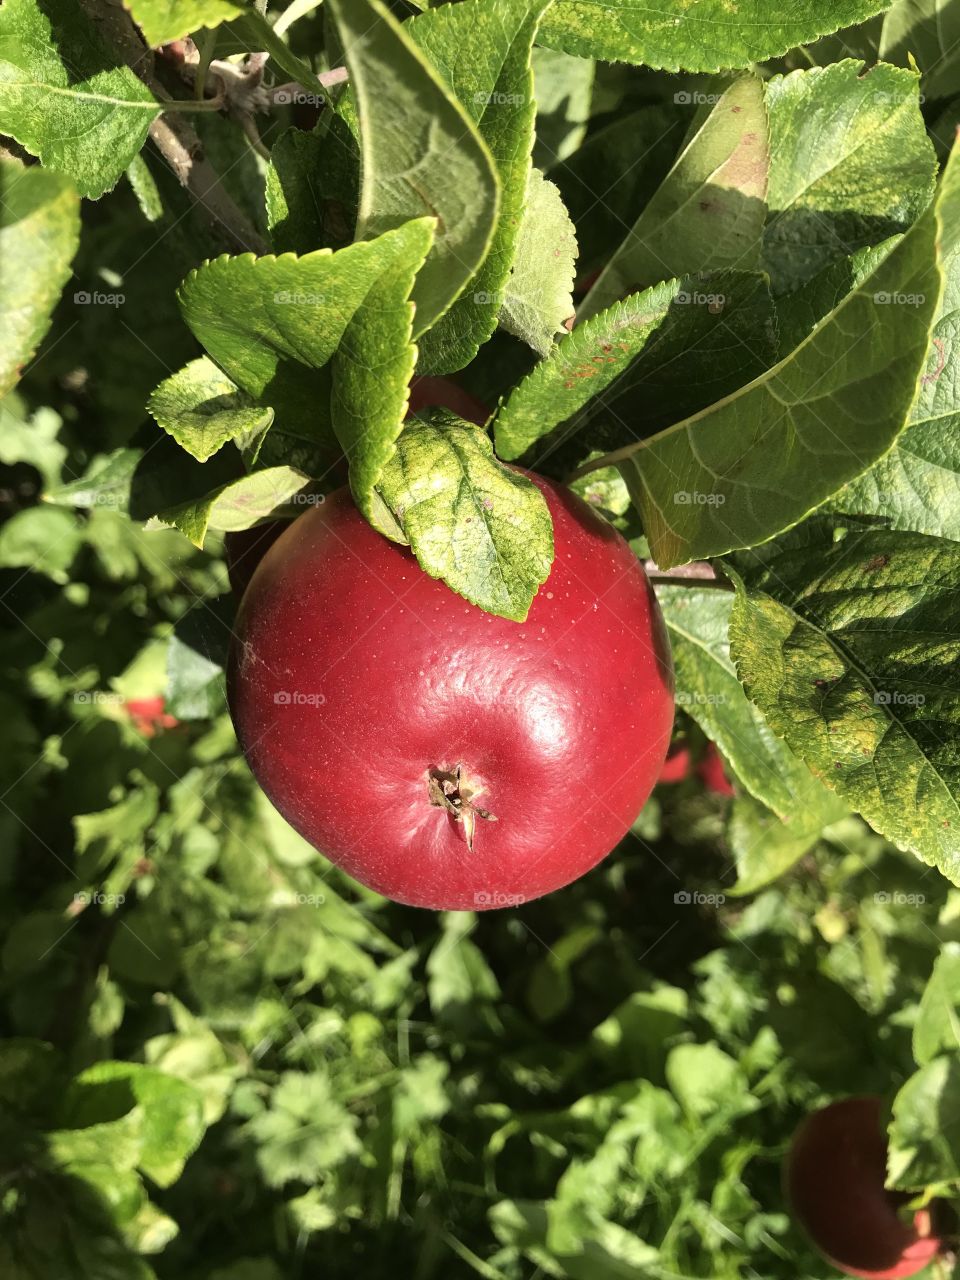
[327,0,499,336]
[532,47,595,167]
[407,0,547,373]
[376,416,553,621]
[835,142,960,541]
[148,357,274,463]
[551,103,684,276]
[612,166,943,569]
[889,1055,960,1190]
[913,943,960,1067]
[727,520,960,885]
[178,223,433,450]
[537,0,891,71]
[61,1061,206,1188]
[762,61,936,295]
[657,585,846,828]
[158,466,310,547]
[0,0,160,198]
[494,271,776,463]
[126,0,246,45]
[75,785,160,865]
[328,218,434,534]
[427,913,500,1018]
[881,0,960,101]
[2,910,71,977]
[0,400,65,489]
[0,505,80,581]
[727,793,836,896]
[666,1042,749,1118]
[43,441,241,522]
[246,1072,361,1188]
[580,76,769,321]
[490,1199,660,1278]
[773,240,895,352]
[166,631,226,721]
[0,159,79,397]
[265,124,359,255]
[499,167,577,358]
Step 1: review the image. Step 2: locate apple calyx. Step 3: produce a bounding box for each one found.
[428,765,498,850]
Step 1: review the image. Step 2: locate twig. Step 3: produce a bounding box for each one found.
[148,115,270,253]
[83,0,269,254]
[270,67,350,103]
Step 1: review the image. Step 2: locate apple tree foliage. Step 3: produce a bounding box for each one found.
[3,0,960,1275]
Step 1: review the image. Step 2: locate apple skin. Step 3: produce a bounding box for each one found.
[227,477,674,910]
[786,1096,941,1279]
[407,375,488,426]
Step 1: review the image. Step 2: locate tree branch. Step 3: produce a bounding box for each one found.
[84,0,269,255]
[147,115,270,253]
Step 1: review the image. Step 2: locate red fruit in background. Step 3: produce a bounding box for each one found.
[574,267,601,298]
[407,375,488,427]
[125,697,179,737]
[658,746,691,785]
[786,1096,942,1279]
[225,521,286,599]
[697,742,734,796]
[228,478,674,910]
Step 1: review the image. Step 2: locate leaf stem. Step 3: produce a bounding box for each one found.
[158,94,226,113]
[194,28,218,102]
[567,441,647,482]
[646,562,735,592]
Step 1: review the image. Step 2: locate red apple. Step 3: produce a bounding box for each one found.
[407,375,488,426]
[786,1096,942,1279]
[227,477,674,909]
